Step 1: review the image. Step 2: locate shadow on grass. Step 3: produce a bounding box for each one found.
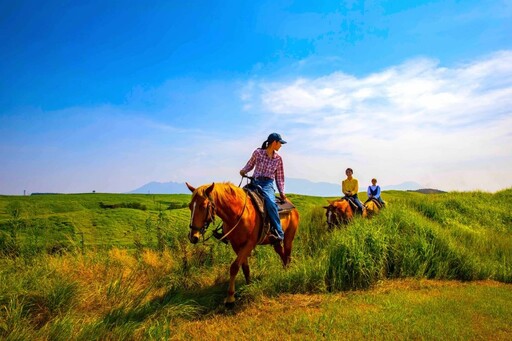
[101,279,252,329]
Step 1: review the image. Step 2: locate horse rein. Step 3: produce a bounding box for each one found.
[189,189,248,243]
[218,189,248,242]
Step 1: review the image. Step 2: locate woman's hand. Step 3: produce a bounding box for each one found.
[240,170,246,177]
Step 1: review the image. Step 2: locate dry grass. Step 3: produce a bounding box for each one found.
[164,279,512,340]
[42,249,179,320]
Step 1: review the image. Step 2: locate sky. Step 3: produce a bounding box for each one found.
[1,0,512,195]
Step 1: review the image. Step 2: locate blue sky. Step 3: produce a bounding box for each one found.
[1,0,511,194]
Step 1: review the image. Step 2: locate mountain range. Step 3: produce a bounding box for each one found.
[128,178,424,196]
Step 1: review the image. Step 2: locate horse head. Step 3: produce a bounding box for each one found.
[323,200,338,228]
[186,182,216,244]
[364,199,381,218]
[323,199,352,228]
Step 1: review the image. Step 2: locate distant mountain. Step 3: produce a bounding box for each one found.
[286,178,341,197]
[128,181,188,194]
[128,179,425,196]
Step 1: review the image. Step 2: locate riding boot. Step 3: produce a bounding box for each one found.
[213,227,228,244]
[268,232,282,245]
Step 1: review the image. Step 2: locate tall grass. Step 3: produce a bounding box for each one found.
[0,189,511,339]
[246,189,512,296]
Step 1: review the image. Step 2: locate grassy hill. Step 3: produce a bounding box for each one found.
[0,193,192,252]
[0,188,511,339]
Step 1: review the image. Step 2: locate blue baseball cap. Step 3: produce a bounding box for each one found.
[267,133,287,144]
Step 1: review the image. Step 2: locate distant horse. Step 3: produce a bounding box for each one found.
[323,199,354,228]
[323,197,371,228]
[186,182,300,306]
[364,198,383,218]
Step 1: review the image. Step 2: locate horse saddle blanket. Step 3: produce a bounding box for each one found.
[243,186,295,244]
[368,198,383,208]
[245,188,295,218]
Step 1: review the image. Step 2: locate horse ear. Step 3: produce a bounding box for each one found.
[323,206,329,209]
[185,182,196,193]
[205,182,215,197]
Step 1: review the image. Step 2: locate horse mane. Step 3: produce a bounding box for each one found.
[213,183,246,207]
[196,182,245,207]
[333,199,352,218]
[333,200,348,210]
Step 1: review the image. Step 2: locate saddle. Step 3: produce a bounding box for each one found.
[364,198,383,209]
[342,196,364,213]
[244,183,295,244]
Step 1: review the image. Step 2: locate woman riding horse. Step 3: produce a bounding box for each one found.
[239,132,289,243]
[188,133,297,306]
[186,182,300,307]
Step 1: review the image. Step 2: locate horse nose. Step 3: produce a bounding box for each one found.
[188,231,199,244]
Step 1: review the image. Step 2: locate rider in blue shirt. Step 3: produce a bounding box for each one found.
[366,178,385,206]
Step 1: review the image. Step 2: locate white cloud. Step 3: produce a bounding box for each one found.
[244,51,512,191]
[3,52,511,194]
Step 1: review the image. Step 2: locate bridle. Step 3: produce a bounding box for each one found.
[326,204,341,227]
[189,194,216,236]
[188,187,249,243]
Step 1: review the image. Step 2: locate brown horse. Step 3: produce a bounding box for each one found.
[323,197,370,228]
[364,199,383,218]
[323,199,354,228]
[186,182,300,306]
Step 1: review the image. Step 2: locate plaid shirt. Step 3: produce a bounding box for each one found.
[241,148,285,195]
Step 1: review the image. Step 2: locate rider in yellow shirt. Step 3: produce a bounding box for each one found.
[342,168,364,214]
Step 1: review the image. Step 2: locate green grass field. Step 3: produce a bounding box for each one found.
[1,188,511,339]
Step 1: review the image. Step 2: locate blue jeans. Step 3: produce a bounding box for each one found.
[345,194,364,212]
[254,179,284,240]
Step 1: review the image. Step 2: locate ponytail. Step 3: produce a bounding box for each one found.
[261,140,269,149]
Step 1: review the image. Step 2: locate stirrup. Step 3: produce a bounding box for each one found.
[213,229,228,244]
[268,234,282,245]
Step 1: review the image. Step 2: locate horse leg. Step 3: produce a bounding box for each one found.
[225,243,254,307]
[225,260,240,307]
[282,240,294,267]
[272,242,287,266]
[282,211,299,267]
[282,223,298,267]
[242,260,251,284]
[225,244,241,307]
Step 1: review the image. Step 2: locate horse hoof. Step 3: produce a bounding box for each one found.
[224,301,235,309]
